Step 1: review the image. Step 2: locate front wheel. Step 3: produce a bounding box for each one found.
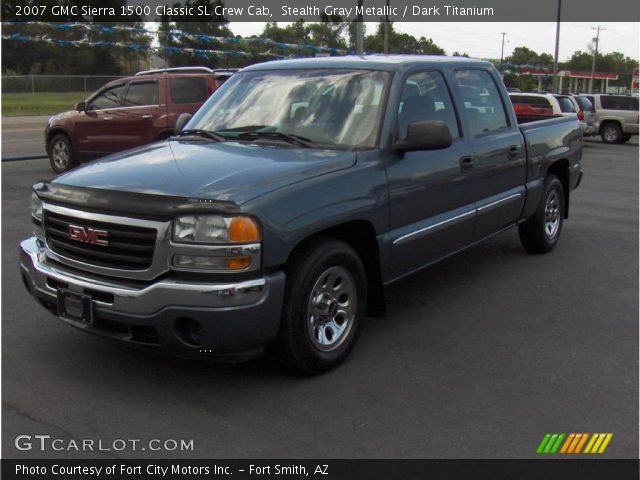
[274,238,367,374]
[601,122,622,144]
[519,175,564,254]
[48,134,76,173]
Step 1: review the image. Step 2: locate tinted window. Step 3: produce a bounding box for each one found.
[124,82,158,107]
[90,85,125,110]
[398,71,459,139]
[600,95,639,111]
[575,96,594,111]
[454,69,509,136]
[555,96,576,113]
[510,95,551,107]
[170,77,208,104]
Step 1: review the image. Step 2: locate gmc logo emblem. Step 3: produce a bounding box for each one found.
[67,224,109,246]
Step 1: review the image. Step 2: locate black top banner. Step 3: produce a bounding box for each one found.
[2,0,640,22]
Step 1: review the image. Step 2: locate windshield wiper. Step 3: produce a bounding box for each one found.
[173,129,226,142]
[236,131,315,148]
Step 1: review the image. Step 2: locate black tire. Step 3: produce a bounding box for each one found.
[621,135,632,143]
[48,134,76,173]
[518,175,564,254]
[273,238,367,374]
[601,122,622,144]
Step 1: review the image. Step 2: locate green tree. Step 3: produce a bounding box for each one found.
[364,22,445,55]
[2,1,151,75]
[158,0,236,68]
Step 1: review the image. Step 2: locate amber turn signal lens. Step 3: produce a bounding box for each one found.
[226,255,252,270]
[228,217,260,242]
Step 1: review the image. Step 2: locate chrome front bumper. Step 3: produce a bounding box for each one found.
[19,236,286,354]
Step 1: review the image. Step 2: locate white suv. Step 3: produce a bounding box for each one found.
[584,94,639,143]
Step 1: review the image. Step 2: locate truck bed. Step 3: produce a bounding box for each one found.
[516,113,563,124]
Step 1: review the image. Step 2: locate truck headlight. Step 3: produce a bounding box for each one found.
[31,192,43,223]
[172,215,261,244]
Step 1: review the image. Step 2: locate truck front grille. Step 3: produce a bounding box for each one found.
[44,211,157,270]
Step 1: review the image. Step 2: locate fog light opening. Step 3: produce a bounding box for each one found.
[174,317,205,348]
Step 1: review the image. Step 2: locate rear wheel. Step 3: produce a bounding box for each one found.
[274,238,367,374]
[48,134,76,173]
[601,122,622,144]
[519,175,564,254]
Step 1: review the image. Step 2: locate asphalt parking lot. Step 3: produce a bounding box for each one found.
[1,138,638,459]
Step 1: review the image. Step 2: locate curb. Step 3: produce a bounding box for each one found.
[2,154,47,162]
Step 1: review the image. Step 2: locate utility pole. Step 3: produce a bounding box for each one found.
[500,32,507,69]
[551,0,562,93]
[356,0,364,54]
[590,26,605,93]
[383,0,390,54]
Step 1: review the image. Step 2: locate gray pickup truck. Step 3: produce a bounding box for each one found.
[20,56,583,373]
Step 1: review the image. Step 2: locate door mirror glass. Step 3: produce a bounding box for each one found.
[75,101,86,112]
[174,113,192,135]
[394,120,452,151]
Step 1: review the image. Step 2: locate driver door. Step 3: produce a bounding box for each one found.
[74,83,127,157]
[386,70,477,279]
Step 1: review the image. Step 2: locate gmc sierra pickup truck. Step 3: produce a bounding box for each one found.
[20,56,583,373]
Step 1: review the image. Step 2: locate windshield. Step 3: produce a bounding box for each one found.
[186,69,391,150]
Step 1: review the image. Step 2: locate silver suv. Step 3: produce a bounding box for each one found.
[584,94,639,143]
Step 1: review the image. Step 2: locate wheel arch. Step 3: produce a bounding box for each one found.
[46,127,73,155]
[286,220,386,317]
[599,119,622,135]
[546,159,570,219]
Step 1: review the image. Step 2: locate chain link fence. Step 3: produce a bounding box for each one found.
[2,75,124,94]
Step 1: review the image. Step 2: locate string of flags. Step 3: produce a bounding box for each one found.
[1,32,291,60]
[3,22,558,72]
[3,21,349,55]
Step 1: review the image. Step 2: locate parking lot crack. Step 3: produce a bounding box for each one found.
[2,401,121,460]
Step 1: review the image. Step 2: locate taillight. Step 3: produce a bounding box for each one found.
[577,111,584,121]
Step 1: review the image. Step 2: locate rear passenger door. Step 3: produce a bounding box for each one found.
[452,69,526,241]
[111,80,166,150]
[387,70,477,279]
[168,76,212,127]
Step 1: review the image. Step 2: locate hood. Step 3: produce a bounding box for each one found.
[49,110,80,124]
[53,140,356,205]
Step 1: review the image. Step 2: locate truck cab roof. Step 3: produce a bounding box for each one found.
[242,55,493,72]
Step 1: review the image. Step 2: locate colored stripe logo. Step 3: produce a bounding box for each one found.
[537,433,613,454]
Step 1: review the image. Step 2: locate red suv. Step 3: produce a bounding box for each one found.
[45,67,232,173]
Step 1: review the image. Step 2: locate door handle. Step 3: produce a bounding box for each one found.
[141,114,153,119]
[508,145,520,158]
[459,156,475,172]
[103,116,112,121]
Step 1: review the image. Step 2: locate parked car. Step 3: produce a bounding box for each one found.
[571,94,599,137]
[508,93,562,121]
[553,94,598,138]
[22,56,582,373]
[45,67,230,173]
[583,94,639,143]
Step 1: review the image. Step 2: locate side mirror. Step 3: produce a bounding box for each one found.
[394,120,453,152]
[75,101,86,112]
[174,113,192,135]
